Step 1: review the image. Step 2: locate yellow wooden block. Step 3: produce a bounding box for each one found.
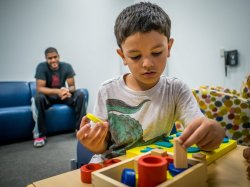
[86,113,103,123]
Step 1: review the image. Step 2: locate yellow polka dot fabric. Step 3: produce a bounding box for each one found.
[241,73,250,99]
[192,87,250,146]
[175,75,250,146]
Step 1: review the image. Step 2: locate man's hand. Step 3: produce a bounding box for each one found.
[178,117,225,151]
[59,87,72,100]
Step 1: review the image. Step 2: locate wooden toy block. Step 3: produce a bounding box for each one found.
[174,138,188,169]
[151,148,168,157]
[192,153,206,161]
[92,152,208,187]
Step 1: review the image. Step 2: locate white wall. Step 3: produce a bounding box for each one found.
[0,0,133,112]
[0,0,249,112]
[146,0,250,89]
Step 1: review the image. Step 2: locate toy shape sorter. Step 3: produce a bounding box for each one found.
[92,150,208,187]
[126,133,237,165]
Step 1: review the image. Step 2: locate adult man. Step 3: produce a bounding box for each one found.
[33,47,86,147]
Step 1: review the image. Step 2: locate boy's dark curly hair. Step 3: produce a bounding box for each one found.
[114,2,171,48]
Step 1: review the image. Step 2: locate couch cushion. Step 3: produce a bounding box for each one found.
[29,81,36,97]
[45,104,76,133]
[0,82,31,107]
[0,106,34,143]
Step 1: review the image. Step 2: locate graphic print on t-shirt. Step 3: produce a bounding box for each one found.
[51,73,60,88]
[105,98,165,158]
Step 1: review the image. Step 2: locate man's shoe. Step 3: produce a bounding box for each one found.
[33,137,46,148]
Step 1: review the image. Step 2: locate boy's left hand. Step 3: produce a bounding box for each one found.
[178,117,225,151]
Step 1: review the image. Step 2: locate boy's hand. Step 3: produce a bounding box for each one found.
[76,116,109,153]
[178,117,225,151]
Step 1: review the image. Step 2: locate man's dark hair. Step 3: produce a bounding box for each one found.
[44,47,58,56]
[114,2,171,48]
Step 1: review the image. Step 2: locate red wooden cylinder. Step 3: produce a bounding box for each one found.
[80,163,102,184]
[103,158,121,167]
[138,155,167,187]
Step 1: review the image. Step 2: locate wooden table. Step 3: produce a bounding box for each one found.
[28,146,250,187]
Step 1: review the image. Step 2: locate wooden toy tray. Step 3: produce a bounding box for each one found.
[92,152,208,187]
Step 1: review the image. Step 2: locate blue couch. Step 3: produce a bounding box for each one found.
[0,81,88,144]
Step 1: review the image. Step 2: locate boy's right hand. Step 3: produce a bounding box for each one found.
[76,116,109,154]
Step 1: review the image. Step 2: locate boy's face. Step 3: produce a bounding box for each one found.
[117,31,173,91]
[46,52,60,70]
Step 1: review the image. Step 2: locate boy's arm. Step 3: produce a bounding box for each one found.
[178,117,225,151]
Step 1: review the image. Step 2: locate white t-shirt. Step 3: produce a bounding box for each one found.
[93,75,203,158]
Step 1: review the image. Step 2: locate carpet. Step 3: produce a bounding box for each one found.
[0,132,77,187]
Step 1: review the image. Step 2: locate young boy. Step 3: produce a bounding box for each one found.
[77,2,225,160]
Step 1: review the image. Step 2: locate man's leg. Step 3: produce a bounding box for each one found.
[34,93,52,138]
[31,97,39,139]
